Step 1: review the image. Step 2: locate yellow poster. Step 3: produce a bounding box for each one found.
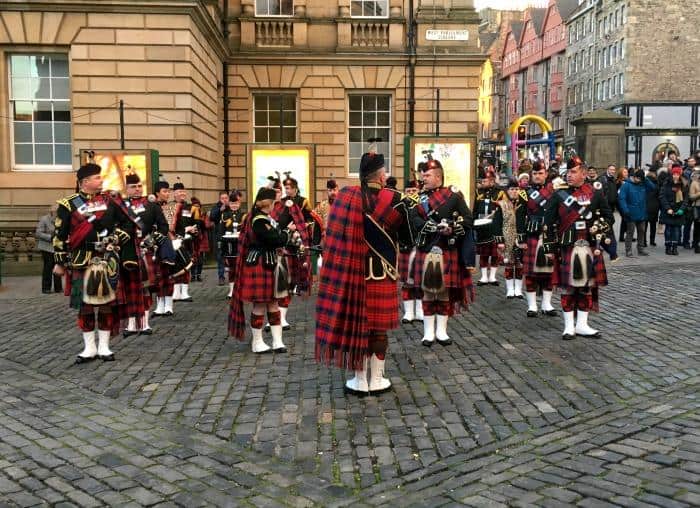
[83,152,151,196]
[250,147,312,200]
[413,141,473,204]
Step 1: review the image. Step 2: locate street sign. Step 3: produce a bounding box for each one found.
[426,29,469,41]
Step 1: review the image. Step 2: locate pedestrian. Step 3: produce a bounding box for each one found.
[615,167,630,242]
[209,191,231,286]
[189,197,207,282]
[35,204,63,294]
[688,168,700,253]
[659,164,689,255]
[681,156,696,248]
[644,167,660,247]
[596,164,619,261]
[618,168,656,257]
[315,141,416,396]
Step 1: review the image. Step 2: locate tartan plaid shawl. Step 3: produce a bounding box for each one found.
[271,201,310,246]
[227,211,255,340]
[315,186,370,371]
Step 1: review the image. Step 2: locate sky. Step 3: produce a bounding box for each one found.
[474,0,548,10]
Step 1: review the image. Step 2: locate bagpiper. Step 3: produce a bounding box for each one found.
[221,191,244,299]
[410,158,475,346]
[228,187,299,353]
[522,160,557,317]
[473,168,505,285]
[53,163,130,363]
[121,172,170,335]
[398,175,423,323]
[544,156,614,340]
[493,178,527,299]
[315,140,416,395]
[170,180,198,302]
[269,175,311,330]
[152,180,177,317]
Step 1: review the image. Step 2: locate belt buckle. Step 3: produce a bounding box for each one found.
[575,221,586,230]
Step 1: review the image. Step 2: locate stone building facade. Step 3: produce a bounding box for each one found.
[0,0,485,236]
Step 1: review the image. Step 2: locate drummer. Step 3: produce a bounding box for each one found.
[222,190,244,298]
[473,168,505,286]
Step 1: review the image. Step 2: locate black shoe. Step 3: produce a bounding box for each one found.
[343,386,369,397]
[282,325,291,331]
[99,354,115,362]
[543,309,558,317]
[436,338,452,346]
[421,339,433,347]
[140,328,153,335]
[196,275,203,281]
[637,250,649,256]
[181,297,193,302]
[516,294,524,300]
[75,355,97,364]
[489,281,499,286]
[506,295,514,300]
[672,246,679,255]
[631,238,636,242]
[401,318,412,324]
[666,246,672,255]
[218,277,225,286]
[122,330,139,338]
[577,331,601,339]
[526,310,538,317]
[164,310,173,316]
[650,242,656,246]
[42,289,51,294]
[683,243,691,250]
[264,324,271,331]
[562,333,576,341]
[476,281,488,286]
[55,288,63,293]
[273,347,287,353]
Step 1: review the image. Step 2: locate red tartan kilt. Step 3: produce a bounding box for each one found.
[410,248,465,288]
[287,254,310,286]
[552,245,608,289]
[117,268,147,319]
[154,262,174,297]
[398,250,413,284]
[366,278,399,331]
[476,241,501,260]
[238,261,276,303]
[140,250,158,288]
[225,256,238,283]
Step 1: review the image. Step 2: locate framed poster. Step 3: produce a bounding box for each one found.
[80,149,157,196]
[246,144,315,203]
[408,136,476,206]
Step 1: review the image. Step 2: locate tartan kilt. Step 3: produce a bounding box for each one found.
[225,256,238,283]
[476,240,501,261]
[154,262,174,297]
[287,253,310,287]
[552,245,608,289]
[140,250,158,289]
[366,278,399,331]
[238,259,276,303]
[117,267,147,319]
[410,247,464,289]
[398,250,414,286]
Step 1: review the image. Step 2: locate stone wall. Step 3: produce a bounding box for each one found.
[0,3,226,231]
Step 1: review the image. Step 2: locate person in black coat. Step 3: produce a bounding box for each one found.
[659,165,689,255]
[643,168,661,247]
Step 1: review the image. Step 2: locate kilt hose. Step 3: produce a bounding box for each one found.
[225,256,238,283]
[477,241,502,267]
[238,259,276,304]
[366,278,399,331]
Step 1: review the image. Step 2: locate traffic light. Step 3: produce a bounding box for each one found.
[517,124,527,140]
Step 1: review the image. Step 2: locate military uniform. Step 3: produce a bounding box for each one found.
[221,205,243,298]
[53,163,130,363]
[492,183,528,299]
[315,146,416,396]
[228,187,293,354]
[522,178,557,317]
[473,182,506,285]
[170,184,197,302]
[410,165,474,347]
[545,160,614,340]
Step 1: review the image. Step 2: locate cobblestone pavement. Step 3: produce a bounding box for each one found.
[0,255,698,506]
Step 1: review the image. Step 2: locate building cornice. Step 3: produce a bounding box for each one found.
[1,0,230,59]
[229,52,486,66]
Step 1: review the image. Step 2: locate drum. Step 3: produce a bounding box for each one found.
[171,237,193,278]
[220,233,238,258]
